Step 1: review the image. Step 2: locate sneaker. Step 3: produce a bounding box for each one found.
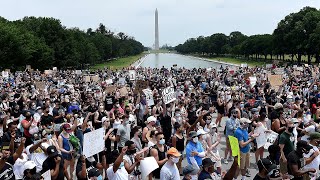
[245,170,251,177]
[228,157,234,162]
[223,159,228,164]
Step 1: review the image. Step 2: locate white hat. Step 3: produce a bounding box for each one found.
[6,119,14,128]
[23,161,36,170]
[147,116,157,123]
[197,129,207,136]
[274,103,283,110]
[210,122,217,128]
[239,118,252,124]
[102,117,109,123]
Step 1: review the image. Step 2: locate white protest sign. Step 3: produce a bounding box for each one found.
[52,67,57,71]
[296,67,303,71]
[42,170,51,180]
[75,70,82,75]
[254,126,267,149]
[266,64,272,69]
[142,89,154,106]
[274,68,284,75]
[106,79,113,85]
[249,76,257,88]
[118,78,126,85]
[162,87,176,104]
[2,71,8,78]
[264,131,278,149]
[140,157,159,179]
[83,128,105,157]
[240,63,248,68]
[293,65,297,69]
[129,70,136,80]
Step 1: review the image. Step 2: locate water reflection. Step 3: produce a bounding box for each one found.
[139,53,228,69]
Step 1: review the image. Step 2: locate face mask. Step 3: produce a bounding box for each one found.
[190,174,198,180]
[97,175,103,180]
[127,149,136,155]
[192,137,198,143]
[119,162,124,169]
[288,126,294,133]
[47,134,52,139]
[206,120,211,124]
[192,107,196,111]
[171,157,179,163]
[159,139,165,145]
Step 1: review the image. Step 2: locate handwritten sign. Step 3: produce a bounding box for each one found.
[44,70,53,75]
[1,71,8,78]
[34,81,46,90]
[106,79,113,85]
[83,128,105,157]
[118,78,126,85]
[134,80,149,94]
[119,87,129,97]
[75,70,82,75]
[268,74,282,90]
[264,131,278,149]
[142,89,154,106]
[162,86,176,104]
[274,68,284,75]
[105,86,117,94]
[91,75,99,82]
[129,70,136,80]
[84,76,91,82]
[241,63,248,68]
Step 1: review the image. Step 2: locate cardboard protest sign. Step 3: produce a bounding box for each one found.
[142,89,154,106]
[105,86,117,94]
[44,70,53,75]
[83,128,105,157]
[134,80,149,94]
[243,73,252,79]
[264,131,278,149]
[34,81,46,90]
[91,75,99,82]
[84,76,91,82]
[119,87,129,97]
[129,70,136,80]
[162,86,176,104]
[268,74,282,90]
[228,136,240,165]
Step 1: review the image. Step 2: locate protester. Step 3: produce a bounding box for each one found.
[160,147,181,180]
[253,158,277,180]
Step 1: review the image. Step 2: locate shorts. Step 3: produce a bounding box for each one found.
[62,152,72,161]
[280,159,288,174]
[240,152,250,170]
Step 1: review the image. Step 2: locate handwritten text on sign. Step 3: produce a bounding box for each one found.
[162,87,176,104]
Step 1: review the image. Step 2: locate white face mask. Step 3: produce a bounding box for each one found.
[190,174,198,180]
[192,137,198,143]
[171,157,179,163]
[159,139,165,145]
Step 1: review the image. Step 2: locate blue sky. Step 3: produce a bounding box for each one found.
[1,0,319,47]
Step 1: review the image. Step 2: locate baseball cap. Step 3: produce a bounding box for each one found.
[6,119,14,128]
[23,161,36,170]
[46,146,58,158]
[147,116,157,123]
[183,165,198,175]
[211,122,217,128]
[239,118,252,124]
[188,131,197,139]
[290,118,299,124]
[258,158,277,173]
[167,147,181,157]
[309,132,320,140]
[297,140,313,151]
[0,142,10,151]
[62,123,72,133]
[274,103,283,110]
[88,168,101,178]
[196,129,207,136]
[202,158,215,168]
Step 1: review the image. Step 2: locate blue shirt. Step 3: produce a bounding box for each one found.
[234,127,250,153]
[185,141,204,166]
[225,117,240,136]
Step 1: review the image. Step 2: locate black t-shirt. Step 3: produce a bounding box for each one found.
[104,96,115,111]
[253,174,267,180]
[0,156,15,180]
[287,151,304,180]
[76,159,97,180]
[41,114,54,126]
[41,155,65,180]
[2,131,22,150]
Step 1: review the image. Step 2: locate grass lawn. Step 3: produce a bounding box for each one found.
[91,54,145,70]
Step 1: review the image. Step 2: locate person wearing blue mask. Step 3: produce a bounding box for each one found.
[88,168,103,180]
[185,131,205,167]
[149,132,169,179]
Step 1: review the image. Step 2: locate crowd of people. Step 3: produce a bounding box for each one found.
[0,63,320,180]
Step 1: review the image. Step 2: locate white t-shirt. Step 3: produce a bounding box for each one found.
[13,153,28,180]
[304,144,320,177]
[160,162,180,180]
[301,125,316,142]
[107,166,129,180]
[26,144,48,172]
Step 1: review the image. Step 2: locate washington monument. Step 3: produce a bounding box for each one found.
[154,8,159,50]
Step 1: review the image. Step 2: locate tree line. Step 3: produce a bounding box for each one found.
[0,16,144,70]
[175,6,320,64]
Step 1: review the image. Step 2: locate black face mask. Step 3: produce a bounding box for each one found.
[127,149,136,155]
[287,127,294,133]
